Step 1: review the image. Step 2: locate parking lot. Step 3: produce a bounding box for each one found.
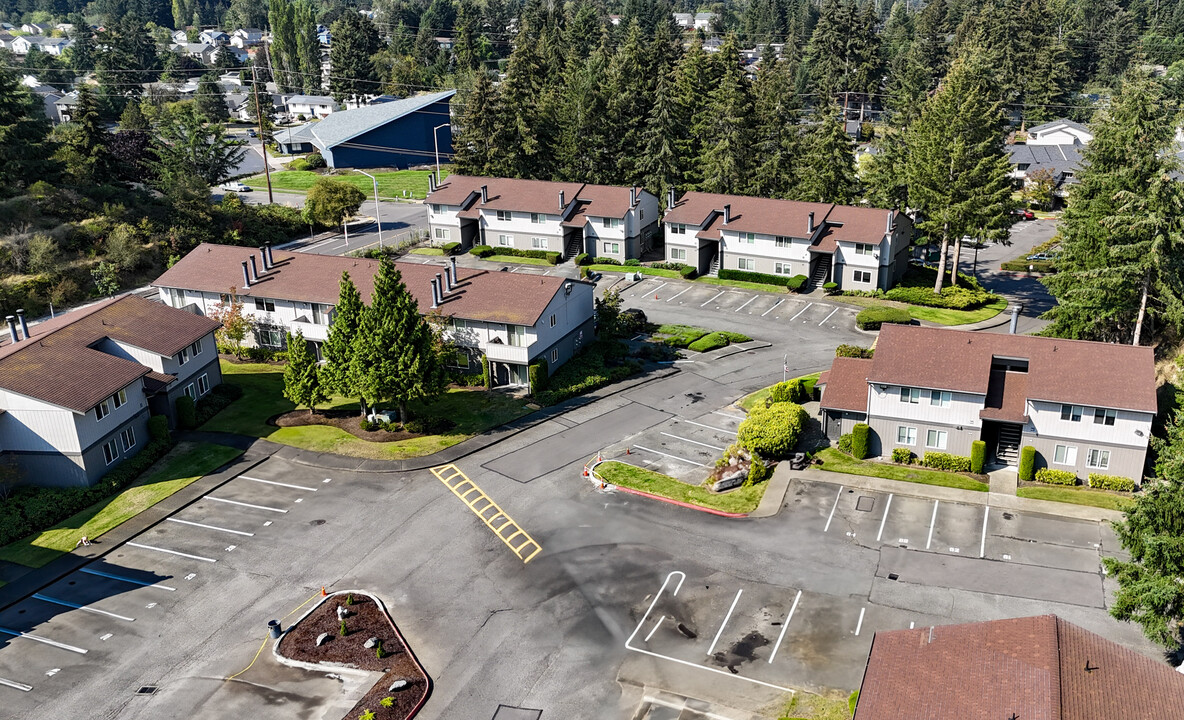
[599,404,744,482]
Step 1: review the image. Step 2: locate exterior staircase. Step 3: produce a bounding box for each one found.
[707,254,720,277]
[564,234,584,261]
[809,256,832,290]
[996,424,1022,466]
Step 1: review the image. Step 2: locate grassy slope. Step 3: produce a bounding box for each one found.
[815,448,989,492]
[483,255,553,266]
[1017,485,1133,512]
[738,373,822,412]
[836,295,1008,326]
[596,461,767,514]
[586,265,682,278]
[0,442,244,568]
[244,169,450,200]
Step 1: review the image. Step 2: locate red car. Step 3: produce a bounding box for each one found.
[1011,208,1036,221]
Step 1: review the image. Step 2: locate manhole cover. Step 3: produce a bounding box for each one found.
[136,686,157,695]
[855,496,876,512]
[309,519,326,526]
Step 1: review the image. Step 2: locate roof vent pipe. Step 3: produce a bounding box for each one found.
[723,204,731,224]
[667,187,676,209]
[16,309,28,341]
[242,260,252,288]
[430,279,440,308]
[249,254,259,282]
[450,256,458,285]
[629,187,637,207]
[261,245,270,270]
[5,316,16,344]
[480,185,488,203]
[558,190,565,210]
[435,272,444,297]
[266,244,275,267]
[808,212,815,234]
[444,265,453,292]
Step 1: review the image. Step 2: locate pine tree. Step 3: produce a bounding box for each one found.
[860,127,909,210]
[495,10,558,179]
[695,34,755,195]
[267,0,300,93]
[54,85,110,185]
[638,72,681,201]
[452,71,503,176]
[283,330,327,415]
[119,100,148,131]
[794,104,857,204]
[0,70,56,197]
[673,38,718,188]
[195,73,227,122]
[752,53,802,199]
[321,271,366,413]
[556,42,613,184]
[607,21,652,185]
[329,12,382,105]
[563,0,603,64]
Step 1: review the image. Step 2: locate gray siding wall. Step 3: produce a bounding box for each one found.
[166,356,223,425]
[1023,433,1147,483]
[534,316,596,377]
[482,229,563,253]
[867,416,980,460]
[837,262,883,291]
[10,407,150,487]
[726,251,806,277]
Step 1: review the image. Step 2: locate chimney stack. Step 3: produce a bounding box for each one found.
[480,185,488,203]
[558,190,565,210]
[667,187,676,209]
[16,309,28,341]
[261,245,270,270]
[629,187,637,207]
[886,211,893,234]
[428,173,436,193]
[450,256,458,286]
[242,260,252,288]
[430,279,440,308]
[266,244,275,267]
[5,316,16,344]
[808,212,815,234]
[249,255,259,282]
[723,204,731,224]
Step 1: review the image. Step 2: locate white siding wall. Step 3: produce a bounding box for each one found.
[479,210,565,240]
[1028,128,1091,145]
[101,339,166,373]
[527,282,595,358]
[629,193,660,235]
[1026,400,1151,450]
[720,229,813,264]
[0,389,82,452]
[427,203,463,236]
[867,384,985,429]
[159,290,332,345]
[74,380,148,450]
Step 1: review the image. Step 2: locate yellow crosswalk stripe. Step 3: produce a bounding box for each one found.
[429,464,542,564]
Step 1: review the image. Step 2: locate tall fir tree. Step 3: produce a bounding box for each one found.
[496,9,558,179]
[0,70,56,197]
[673,37,719,189]
[54,85,110,186]
[752,53,802,199]
[794,104,857,204]
[453,71,504,176]
[329,13,382,105]
[195,73,227,122]
[283,331,327,415]
[267,0,300,93]
[695,34,755,195]
[638,71,682,201]
[607,21,652,185]
[556,41,614,184]
[321,271,366,413]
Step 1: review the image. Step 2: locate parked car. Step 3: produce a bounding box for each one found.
[220,181,251,192]
[1011,208,1036,221]
[1026,253,1053,261]
[246,129,257,137]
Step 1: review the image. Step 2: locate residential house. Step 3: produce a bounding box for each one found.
[11,35,71,55]
[54,90,79,122]
[1025,118,1093,146]
[274,122,317,154]
[694,12,717,29]
[853,615,1184,719]
[0,23,16,31]
[27,83,63,121]
[817,324,1155,482]
[199,29,230,46]
[1007,142,1082,207]
[202,44,247,65]
[171,29,189,44]
[54,23,74,33]
[20,22,49,34]
[662,190,912,291]
[317,27,331,45]
[0,32,15,50]
[217,71,244,88]
[171,41,213,60]
[303,90,454,169]
[0,296,222,487]
[425,175,661,262]
[230,28,263,47]
[285,94,338,118]
[673,12,694,29]
[153,243,597,388]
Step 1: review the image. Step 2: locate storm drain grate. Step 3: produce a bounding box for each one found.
[888,573,900,581]
[136,686,157,695]
[855,496,876,512]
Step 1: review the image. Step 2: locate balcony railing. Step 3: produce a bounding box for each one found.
[289,320,329,342]
[484,342,530,364]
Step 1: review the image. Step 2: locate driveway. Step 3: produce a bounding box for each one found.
[951,218,1059,334]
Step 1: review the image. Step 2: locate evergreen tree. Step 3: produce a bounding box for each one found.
[860,127,909,209]
[452,71,504,176]
[563,0,603,64]
[794,104,857,204]
[268,0,300,93]
[695,34,755,195]
[119,100,149,131]
[330,12,382,105]
[752,53,802,199]
[495,9,559,179]
[54,85,110,186]
[294,0,321,93]
[638,71,682,201]
[607,21,652,185]
[283,330,327,415]
[454,0,483,72]
[195,73,227,122]
[321,271,365,411]
[152,103,246,188]
[556,42,614,184]
[0,70,56,198]
[672,38,717,189]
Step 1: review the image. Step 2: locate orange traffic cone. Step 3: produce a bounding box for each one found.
[655,294,659,300]
[626,447,632,455]
[321,586,327,597]
[582,467,589,477]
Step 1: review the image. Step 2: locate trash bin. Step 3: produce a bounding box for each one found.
[268,620,283,638]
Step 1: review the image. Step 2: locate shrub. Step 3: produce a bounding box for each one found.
[534,340,640,406]
[892,447,913,464]
[592,256,622,265]
[1018,445,1035,481]
[855,306,912,330]
[835,344,873,358]
[770,380,804,404]
[624,258,641,266]
[883,265,996,309]
[687,332,730,352]
[441,241,461,255]
[470,244,495,258]
[922,451,972,473]
[747,453,770,486]
[481,355,491,389]
[574,253,590,266]
[359,418,379,432]
[380,697,394,708]
[717,268,792,287]
[147,415,170,441]
[528,359,548,393]
[838,433,853,454]
[787,274,808,292]
[1001,259,1056,273]
[305,152,326,169]
[737,402,807,458]
[339,620,347,636]
[287,157,310,171]
[679,265,697,279]
[850,423,869,459]
[970,440,986,474]
[194,383,243,426]
[175,395,196,430]
[1035,468,1077,485]
[823,281,838,293]
[1088,473,1136,492]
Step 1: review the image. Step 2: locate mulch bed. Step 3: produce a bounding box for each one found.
[277,593,429,720]
[272,409,418,442]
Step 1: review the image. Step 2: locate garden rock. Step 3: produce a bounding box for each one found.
[713,469,746,492]
[389,680,409,692]
[316,633,330,647]
[364,637,379,649]
[336,606,350,620]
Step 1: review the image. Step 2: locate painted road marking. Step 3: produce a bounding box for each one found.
[926,501,939,550]
[735,296,757,313]
[701,291,725,307]
[665,287,690,303]
[768,590,802,664]
[824,486,843,532]
[429,464,542,563]
[632,445,705,467]
[625,571,796,695]
[710,411,745,421]
[659,432,724,451]
[0,627,87,654]
[0,677,32,692]
[203,496,287,513]
[100,634,112,641]
[167,518,255,536]
[788,302,813,322]
[854,607,866,636]
[645,616,665,642]
[78,568,175,591]
[32,594,135,622]
[818,307,840,326]
[707,589,743,656]
[680,419,736,435]
[322,478,332,483]
[761,299,784,317]
[239,476,318,492]
[126,542,217,563]
[980,505,990,558]
[648,282,669,296]
[876,494,894,542]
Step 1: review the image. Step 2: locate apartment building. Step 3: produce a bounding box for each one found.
[661,190,913,291]
[818,325,1156,482]
[424,175,661,262]
[0,296,221,487]
[153,244,596,388]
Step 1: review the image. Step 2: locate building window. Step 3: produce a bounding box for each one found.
[96,398,111,420]
[198,373,210,395]
[431,204,442,213]
[926,429,948,449]
[1060,404,1082,422]
[167,288,184,307]
[670,247,687,261]
[1093,408,1116,426]
[775,236,792,248]
[854,243,874,255]
[178,346,189,365]
[191,339,203,357]
[258,329,283,347]
[603,217,621,229]
[899,387,920,404]
[550,348,559,363]
[434,227,451,240]
[1017,163,1031,171]
[669,223,686,235]
[112,389,127,409]
[929,390,951,408]
[1086,448,1110,469]
[854,270,871,283]
[1054,444,1077,465]
[185,383,196,400]
[496,210,512,222]
[549,314,557,328]
[531,212,544,224]
[120,426,136,452]
[639,209,645,221]
[498,234,511,246]
[103,439,118,465]
[507,324,526,347]
[453,318,468,331]
[737,257,755,271]
[740,232,755,243]
[453,352,470,369]
[254,298,276,312]
[774,262,794,275]
[312,304,332,325]
[531,237,548,250]
[220,293,232,305]
[896,426,916,445]
[603,241,620,254]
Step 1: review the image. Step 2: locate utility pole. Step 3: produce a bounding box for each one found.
[250,61,274,205]
[433,122,451,185]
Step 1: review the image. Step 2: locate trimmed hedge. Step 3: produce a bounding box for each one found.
[838,433,853,454]
[688,332,730,352]
[1035,468,1077,486]
[922,451,971,473]
[787,274,808,291]
[835,344,873,358]
[441,241,461,255]
[194,383,243,427]
[481,355,492,390]
[747,453,770,485]
[885,265,995,310]
[1018,445,1035,481]
[680,265,697,279]
[737,402,808,458]
[490,248,562,264]
[892,447,913,464]
[528,359,548,393]
[574,253,591,266]
[592,256,621,265]
[534,341,640,406]
[1001,259,1056,273]
[717,268,793,287]
[148,415,170,442]
[970,440,986,474]
[856,306,912,330]
[1088,473,1136,492]
[823,282,838,293]
[176,395,196,430]
[770,379,805,404]
[624,258,641,266]
[470,244,495,258]
[851,423,869,460]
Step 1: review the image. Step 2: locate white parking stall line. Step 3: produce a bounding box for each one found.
[646,282,669,296]
[734,296,757,313]
[701,291,725,307]
[79,567,176,591]
[203,496,288,513]
[0,677,32,692]
[875,494,894,542]
[659,432,724,451]
[711,411,745,421]
[761,299,784,317]
[644,615,665,642]
[665,287,690,303]
[768,589,802,664]
[680,419,736,435]
[32,594,135,622]
[706,589,744,656]
[926,501,939,550]
[980,506,990,558]
[167,518,255,537]
[239,476,318,492]
[824,486,843,532]
[126,542,217,563]
[854,607,866,636]
[0,627,88,654]
[818,307,840,326]
[632,445,705,467]
[788,302,813,321]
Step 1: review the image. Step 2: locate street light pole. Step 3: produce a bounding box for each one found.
[356,170,383,248]
[433,123,451,185]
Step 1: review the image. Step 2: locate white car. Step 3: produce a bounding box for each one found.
[220,181,251,192]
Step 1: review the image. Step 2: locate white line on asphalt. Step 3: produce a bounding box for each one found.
[0,626,88,654]
[645,615,665,642]
[876,494,894,542]
[240,475,318,491]
[824,486,843,532]
[854,607,866,636]
[203,496,288,513]
[659,432,724,451]
[126,542,217,563]
[542,270,551,275]
[632,445,705,467]
[707,589,744,656]
[681,419,736,435]
[665,287,690,303]
[926,501,939,550]
[647,282,668,296]
[980,505,990,558]
[701,291,725,307]
[0,677,32,692]
[768,589,802,664]
[818,307,840,326]
[710,411,745,421]
[167,518,255,536]
[735,296,757,313]
[761,299,784,317]
[78,568,176,591]
[788,302,813,321]
[32,594,135,622]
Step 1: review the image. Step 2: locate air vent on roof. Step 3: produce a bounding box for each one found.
[136,686,157,695]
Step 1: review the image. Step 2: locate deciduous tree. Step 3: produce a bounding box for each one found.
[303,178,365,229]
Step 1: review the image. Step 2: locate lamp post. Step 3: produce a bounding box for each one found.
[356,169,383,248]
[433,122,451,185]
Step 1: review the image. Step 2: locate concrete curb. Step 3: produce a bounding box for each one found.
[610,484,748,518]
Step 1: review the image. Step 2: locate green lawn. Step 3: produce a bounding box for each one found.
[484,254,553,266]
[1017,485,1134,512]
[410,247,445,256]
[694,276,793,293]
[244,168,450,200]
[204,361,531,460]
[596,461,767,514]
[586,265,683,278]
[738,373,822,412]
[0,442,244,568]
[815,448,989,492]
[836,295,1007,326]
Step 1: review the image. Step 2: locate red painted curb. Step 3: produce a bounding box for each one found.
[611,484,748,518]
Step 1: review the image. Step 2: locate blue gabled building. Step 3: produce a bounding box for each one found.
[309,90,455,170]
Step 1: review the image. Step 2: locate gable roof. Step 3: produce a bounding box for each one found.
[1008,144,1082,181]
[308,90,455,150]
[286,94,336,106]
[817,357,872,413]
[426,174,645,219]
[854,615,1184,720]
[1028,118,1091,136]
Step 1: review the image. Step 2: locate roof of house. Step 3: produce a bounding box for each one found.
[153,243,581,327]
[286,94,336,106]
[664,192,897,247]
[426,174,643,219]
[273,121,316,144]
[306,90,454,151]
[0,295,220,413]
[855,615,1184,720]
[18,35,69,47]
[817,357,872,413]
[1028,118,1091,136]
[1007,144,1082,181]
[866,324,1157,413]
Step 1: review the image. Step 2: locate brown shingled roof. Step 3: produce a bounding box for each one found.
[818,357,872,412]
[426,175,592,216]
